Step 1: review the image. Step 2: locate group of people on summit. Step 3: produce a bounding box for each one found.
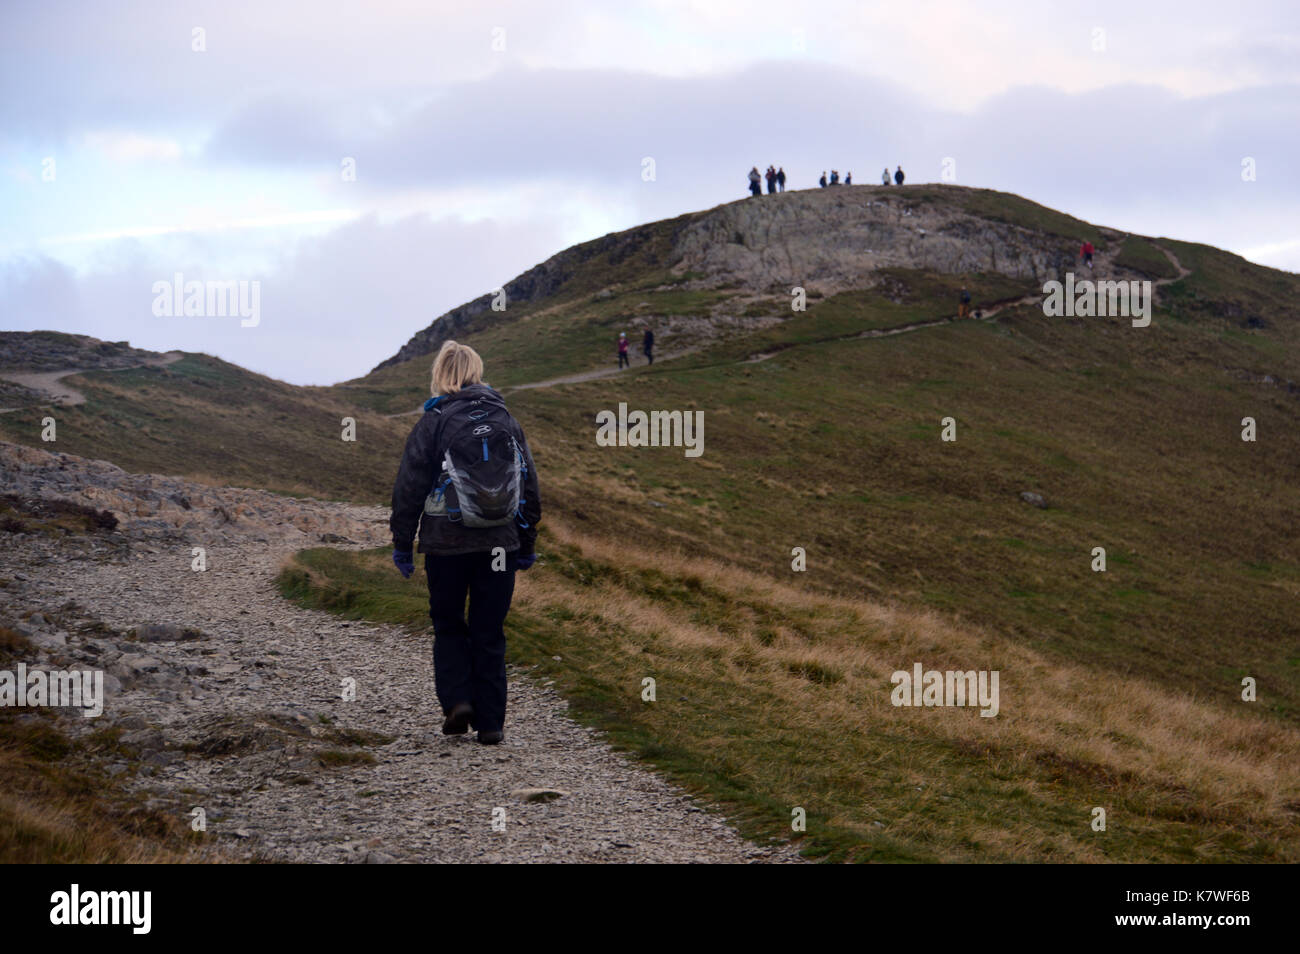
[749,165,905,195]
[748,165,787,196]
[819,170,853,186]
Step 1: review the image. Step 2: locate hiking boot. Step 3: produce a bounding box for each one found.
[442,702,473,736]
[476,729,504,745]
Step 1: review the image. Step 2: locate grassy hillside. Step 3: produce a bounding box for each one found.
[280,534,1299,862]
[0,354,411,502]
[480,243,1300,720]
[5,186,1298,861]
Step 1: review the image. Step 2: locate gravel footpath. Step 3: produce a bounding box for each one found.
[1,442,803,863]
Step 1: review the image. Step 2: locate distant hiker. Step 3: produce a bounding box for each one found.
[389,340,541,747]
[766,165,777,194]
[618,332,630,369]
[748,166,762,197]
[958,287,972,318]
[882,167,891,185]
[819,171,828,188]
[1081,240,1095,269]
[776,167,786,191]
[894,166,905,185]
[830,170,840,185]
[643,328,655,365]
[845,171,852,185]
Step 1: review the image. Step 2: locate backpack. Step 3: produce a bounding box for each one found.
[425,396,524,528]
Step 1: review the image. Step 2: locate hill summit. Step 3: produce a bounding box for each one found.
[375,185,1140,372]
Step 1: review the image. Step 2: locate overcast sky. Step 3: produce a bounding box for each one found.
[2,0,1298,384]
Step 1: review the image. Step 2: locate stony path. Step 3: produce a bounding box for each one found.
[0,442,801,864]
[0,352,183,412]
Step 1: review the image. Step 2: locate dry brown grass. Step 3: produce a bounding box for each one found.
[0,718,219,864]
[514,518,1300,858]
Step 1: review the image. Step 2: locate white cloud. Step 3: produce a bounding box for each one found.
[1,211,566,385]
[39,208,360,247]
[82,131,183,162]
[1238,236,1300,272]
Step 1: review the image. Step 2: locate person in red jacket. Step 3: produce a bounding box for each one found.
[617,332,630,369]
[1081,240,1095,269]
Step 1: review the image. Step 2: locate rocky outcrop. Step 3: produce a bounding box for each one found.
[0,332,162,373]
[671,187,1094,294]
[0,441,383,546]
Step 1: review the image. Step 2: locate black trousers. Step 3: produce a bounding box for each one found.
[426,551,516,733]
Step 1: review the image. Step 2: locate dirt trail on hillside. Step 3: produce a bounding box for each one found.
[500,242,1192,379]
[1155,242,1192,281]
[507,351,696,392]
[0,352,184,412]
[380,351,698,417]
[0,441,800,864]
[375,240,1191,416]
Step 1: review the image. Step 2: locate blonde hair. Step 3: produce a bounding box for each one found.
[430,340,484,395]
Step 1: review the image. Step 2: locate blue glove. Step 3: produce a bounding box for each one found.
[514,552,537,572]
[392,549,415,578]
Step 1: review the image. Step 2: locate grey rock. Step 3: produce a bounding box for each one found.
[138,622,204,642]
[114,654,164,676]
[512,787,571,803]
[121,728,166,753]
[29,630,67,651]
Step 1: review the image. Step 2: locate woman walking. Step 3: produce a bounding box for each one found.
[389,340,542,745]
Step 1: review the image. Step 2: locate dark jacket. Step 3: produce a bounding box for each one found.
[390,383,541,557]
